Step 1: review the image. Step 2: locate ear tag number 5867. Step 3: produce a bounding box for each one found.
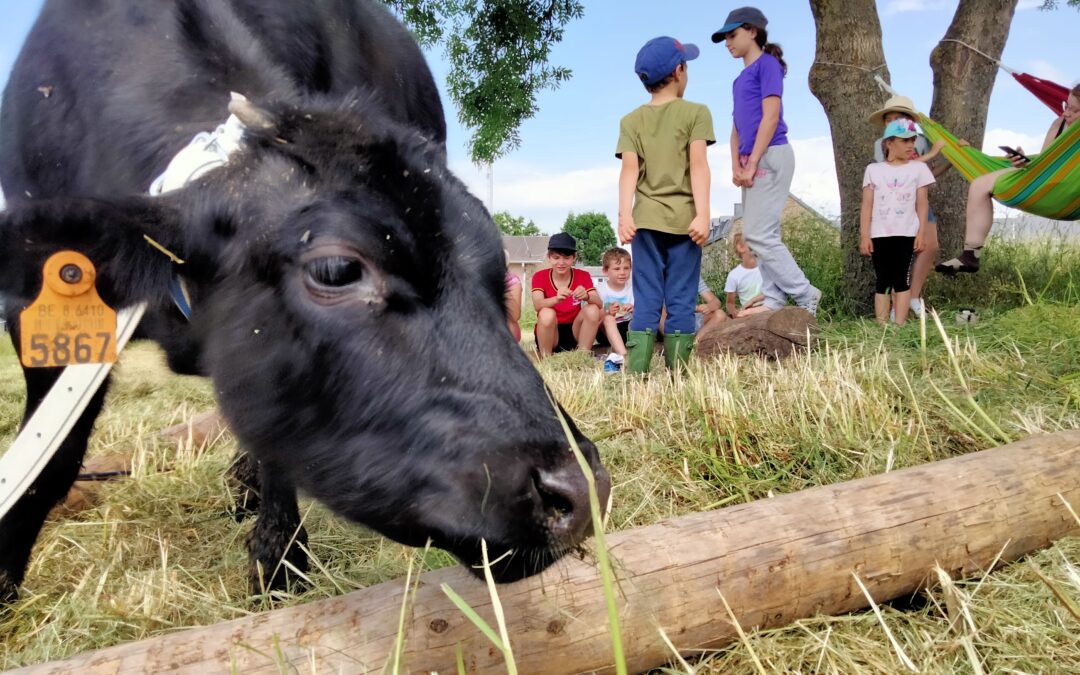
[19,251,118,368]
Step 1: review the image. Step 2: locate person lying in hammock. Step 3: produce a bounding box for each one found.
[937,83,1080,274]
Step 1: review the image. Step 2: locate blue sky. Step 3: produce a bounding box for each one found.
[1,0,1074,227]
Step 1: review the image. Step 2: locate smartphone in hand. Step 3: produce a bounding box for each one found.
[999,145,1030,163]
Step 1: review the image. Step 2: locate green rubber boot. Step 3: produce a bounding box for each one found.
[625,329,656,374]
[664,331,695,371]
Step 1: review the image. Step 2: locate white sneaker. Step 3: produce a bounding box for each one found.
[909,298,924,318]
[798,286,822,317]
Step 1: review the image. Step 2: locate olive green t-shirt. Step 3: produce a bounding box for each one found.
[616,99,715,235]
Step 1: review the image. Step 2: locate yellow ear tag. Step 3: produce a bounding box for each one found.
[20,251,118,368]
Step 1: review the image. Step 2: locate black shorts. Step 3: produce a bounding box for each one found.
[594,320,629,347]
[535,322,579,353]
[871,236,915,294]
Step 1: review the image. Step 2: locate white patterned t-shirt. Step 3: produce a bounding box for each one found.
[862,161,935,238]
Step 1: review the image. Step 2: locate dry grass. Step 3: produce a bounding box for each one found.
[1,301,1079,672]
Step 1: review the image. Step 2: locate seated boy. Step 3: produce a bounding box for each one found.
[725,232,768,318]
[531,233,604,358]
[596,247,633,372]
[662,274,724,335]
[695,276,726,332]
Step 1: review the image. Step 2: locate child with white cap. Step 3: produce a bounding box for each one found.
[859,119,936,325]
[868,95,947,318]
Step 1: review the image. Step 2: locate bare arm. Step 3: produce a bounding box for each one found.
[859,186,874,256]
[688,139,711,246]
[726,291,738,317]
[730,125,742,186]
[699,289,722,315]
[917,139,944,164]
[749,96,780,166]
[505,283,522,323]
[532,288,567,311]
[618,152,639,244]
[585,289,603,310]
[915,185,929,252]
[918,140,952,178]
[1042,116,1064,153]
[736,97,779,187]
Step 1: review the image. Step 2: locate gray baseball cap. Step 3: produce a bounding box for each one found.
[711,7,768,43]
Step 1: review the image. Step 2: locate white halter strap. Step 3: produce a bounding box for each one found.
[148,94,249,196]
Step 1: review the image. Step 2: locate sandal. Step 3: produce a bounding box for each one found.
[936,250,980,275]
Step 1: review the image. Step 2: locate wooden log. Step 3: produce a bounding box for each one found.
[16,431,1080,674]
[51,453,134,517]
[696,306,818,360]
[159,409,227,447]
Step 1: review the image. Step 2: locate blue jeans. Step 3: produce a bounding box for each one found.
[629,228,701,334]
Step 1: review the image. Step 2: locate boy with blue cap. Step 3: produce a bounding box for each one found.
[616,36,715,372]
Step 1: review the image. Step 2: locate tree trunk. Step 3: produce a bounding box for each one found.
[807,0,892,314]
[928,0,1020,257]
[18,432,1080,674]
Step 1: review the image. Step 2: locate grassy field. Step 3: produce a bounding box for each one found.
[2,233,1080,672]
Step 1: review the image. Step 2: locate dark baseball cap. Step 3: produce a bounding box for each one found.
[711,6,768,43]
[548,232,577,253]
[634,36,700,87]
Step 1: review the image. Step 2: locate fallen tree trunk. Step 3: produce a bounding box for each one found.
[696,306,818,359]
[17,432,1080,674]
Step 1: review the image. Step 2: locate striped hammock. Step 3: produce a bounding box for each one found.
[916,114,1080,221]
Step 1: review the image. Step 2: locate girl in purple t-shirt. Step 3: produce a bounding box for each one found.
[713,8,820,316]
[859,119,935,326]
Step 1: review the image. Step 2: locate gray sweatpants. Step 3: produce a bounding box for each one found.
[740,143,813,309]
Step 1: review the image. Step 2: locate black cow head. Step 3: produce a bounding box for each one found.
[0,95,611,582]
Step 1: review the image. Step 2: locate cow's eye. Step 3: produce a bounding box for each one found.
[300,242,384,308]
[305,256,365,288]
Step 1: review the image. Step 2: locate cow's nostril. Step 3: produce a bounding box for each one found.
[533,465,591,542]
[535,475,574,528]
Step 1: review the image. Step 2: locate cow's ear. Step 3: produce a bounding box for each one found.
[0,197,185,309]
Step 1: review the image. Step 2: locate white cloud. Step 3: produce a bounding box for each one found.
[1025,59,1072,87]
[1017,0,1045,10]
[451,160,619,234]
[790,137,841,218]
[981,127,1045,156]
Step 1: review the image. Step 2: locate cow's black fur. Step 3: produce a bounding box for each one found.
[0,0,610,603]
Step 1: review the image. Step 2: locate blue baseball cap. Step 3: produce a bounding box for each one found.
[635,37,700,87]
[711,7,768,43]
[882,118,920,140]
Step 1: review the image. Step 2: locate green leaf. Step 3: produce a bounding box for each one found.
[563,211,617,266]
[383,0,584,162]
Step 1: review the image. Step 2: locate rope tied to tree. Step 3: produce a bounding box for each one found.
[937,38,1015,74]
[812,61,888,74]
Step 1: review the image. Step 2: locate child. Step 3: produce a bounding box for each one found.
[724,232,767,318]
[860,119,935,326]
[712,7,821,315]
[531,232,603,358]
[868,95,947,318]
[616,36,715,372]
[659,275,723,335]
[504,249,522,343]
[596,247,633,373]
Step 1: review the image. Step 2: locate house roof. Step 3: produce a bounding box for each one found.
[786,193,832,224]
[502,235,551,263]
